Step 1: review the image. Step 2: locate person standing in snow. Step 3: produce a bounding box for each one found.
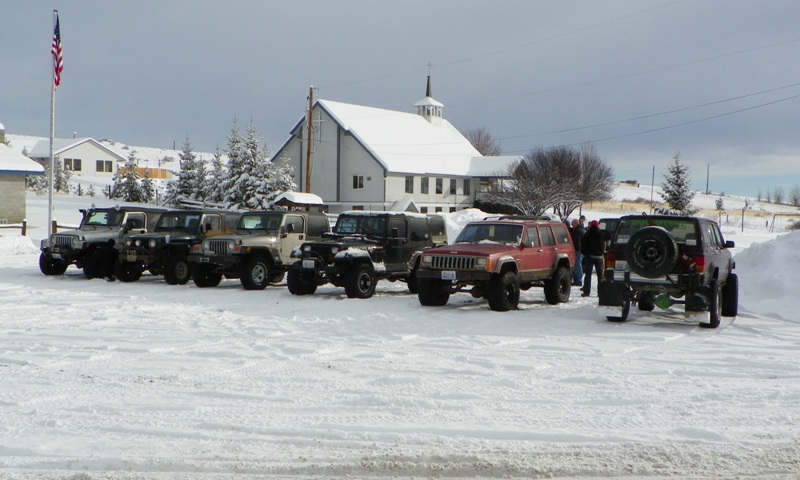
[580,220,605,297]
[569,218,584,287]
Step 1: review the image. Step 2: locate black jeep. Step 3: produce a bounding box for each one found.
[117,210,242,284]
[598,214,738,328]
[39,206,166,279]
[287,212,446,298]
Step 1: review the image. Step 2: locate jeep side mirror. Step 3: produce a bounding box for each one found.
[391,227,400,238]
[286,223,295,233]
[725,240,735,249]
[204,222,212,232]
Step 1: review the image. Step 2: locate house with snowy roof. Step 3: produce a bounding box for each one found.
[0,124,44,223]
[273,78,521,214]
[26,136,126,178]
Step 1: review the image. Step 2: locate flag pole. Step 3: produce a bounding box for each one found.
[48,10,59,236]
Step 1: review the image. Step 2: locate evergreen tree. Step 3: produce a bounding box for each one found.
[658,153,697,215]
[220,119,246,206]
[87,184,96,197]
[193,157,209,201]
[205,150,227,203]
[111,150,144,202]
[141,169,155,204]
[163,137,199,206]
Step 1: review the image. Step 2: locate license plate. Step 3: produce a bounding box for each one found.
[52,252,62,260]
[615,260,628,271]
[200,257,210,263]
[441,270,456,280]
[303,259,315,269]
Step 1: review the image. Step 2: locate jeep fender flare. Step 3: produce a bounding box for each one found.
[239,246,282,265]
[493,255,518,274]
[552,254,572,272]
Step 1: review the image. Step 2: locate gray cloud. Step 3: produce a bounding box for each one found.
[3,0,800,196]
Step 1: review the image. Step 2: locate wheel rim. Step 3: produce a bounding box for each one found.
[358,272,373,294]
[635,238,666,266]
[252,263,267,283]
[175,261,188,280]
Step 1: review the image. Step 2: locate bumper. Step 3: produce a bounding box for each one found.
[188,254,242,269]
[415,268,491,282]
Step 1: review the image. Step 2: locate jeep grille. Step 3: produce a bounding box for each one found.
[207,239,229,255]
[430,255,476,270]
[303,245,337,264]
[53,235,74,247]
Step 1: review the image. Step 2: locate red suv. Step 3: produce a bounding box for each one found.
[414,219,576,311]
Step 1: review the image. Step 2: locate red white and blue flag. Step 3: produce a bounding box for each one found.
[51,12,63,88]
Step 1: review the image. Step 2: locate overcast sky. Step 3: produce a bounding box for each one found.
[4,0,800,197]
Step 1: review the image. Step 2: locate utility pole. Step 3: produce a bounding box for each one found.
[305,86,314,193]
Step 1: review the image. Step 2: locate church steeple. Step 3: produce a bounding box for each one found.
[413,75,443,125]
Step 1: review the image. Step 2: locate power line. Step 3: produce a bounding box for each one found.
[503,91,800,154]
[500,80,800,141]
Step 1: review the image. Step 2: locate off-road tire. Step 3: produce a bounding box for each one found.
[488,270,521,311]
[240,257,271,290]
[721,273,738,317]
[287,268,318,295]
[700,281,722,328]
[344,263,376,299]
[638,291,656,311]
[39,253,68,275]
[417,277,451,306]
[607,300,631,322]
[164,255,191,285]
[115,260,142,282]
[543,266,571,305]
[193,269,223,288]
[625,226,678,279]
[406,268,419,294]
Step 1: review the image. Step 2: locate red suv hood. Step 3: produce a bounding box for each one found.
[426,243,518,257]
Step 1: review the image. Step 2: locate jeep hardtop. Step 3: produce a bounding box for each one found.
[39,205,166,279]
[117,209,241,284]
[187,210,331,289]
[287,212,446,298]
[598,214,738,327]
[414,218,576,311]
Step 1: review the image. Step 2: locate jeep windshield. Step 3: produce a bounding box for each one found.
[154,212,203,232]
[334,215,387,238]
[614,218,698,245]
[454,223,523,245]
[236,213,283,232]
[81,210,124,228]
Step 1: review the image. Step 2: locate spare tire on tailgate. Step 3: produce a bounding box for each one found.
[624,226,678,279]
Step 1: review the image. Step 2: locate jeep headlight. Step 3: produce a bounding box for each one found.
[203,240,211,250]
[331,247,339,254]
[227,240,236,252]
[41,239,49,249]
[421,254,432,265]
[71,237,82,248]
[148,239,157,248]
[476,257,488,270]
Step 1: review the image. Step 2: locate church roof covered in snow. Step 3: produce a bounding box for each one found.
[313,99,519,177]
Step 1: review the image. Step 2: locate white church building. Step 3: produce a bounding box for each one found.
[273,78,521,214]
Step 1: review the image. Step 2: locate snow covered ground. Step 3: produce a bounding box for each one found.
[1,190,799,479]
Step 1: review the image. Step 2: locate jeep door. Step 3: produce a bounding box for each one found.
[516,226,545,282]
[279,215,306,264]
[701,222,733,280]
[200,214,223,238]
[384,217,411,272]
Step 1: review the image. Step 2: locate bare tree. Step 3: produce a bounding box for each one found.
[483,144,614,218]
[790,185,800,207]
[773,185,785,205]
[463,126,502,156]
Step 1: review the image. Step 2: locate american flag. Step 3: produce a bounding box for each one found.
[51,12,63,88]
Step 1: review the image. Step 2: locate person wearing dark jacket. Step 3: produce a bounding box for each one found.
[580,220,605,297]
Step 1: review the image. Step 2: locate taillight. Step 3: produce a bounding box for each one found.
[693,255,705,273]
[604,252,616,269]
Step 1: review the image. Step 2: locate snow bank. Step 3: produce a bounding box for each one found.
[733,229,800,321]
[0,235,39,255]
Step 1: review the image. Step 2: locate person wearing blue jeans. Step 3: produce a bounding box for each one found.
[580,220,605,297]
[569,218,584,286]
